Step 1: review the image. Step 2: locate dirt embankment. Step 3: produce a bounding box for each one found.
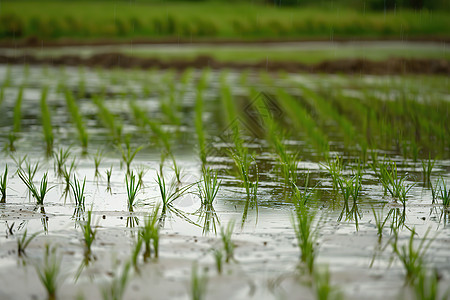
[0,53,448,75]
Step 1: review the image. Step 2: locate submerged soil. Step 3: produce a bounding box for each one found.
[0,52,449,75]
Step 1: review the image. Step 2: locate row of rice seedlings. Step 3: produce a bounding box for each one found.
[8,85,25,151]
[159,73,182,126]
[195,71,208,164]
[197,167,221,234]
[40,86,54,155]
[129,101,172,155]
[364,90,448,159]
[248,88,299,187]
[92,94,123,144]
[275,88,329,157]
[18,169,52,205]
[64,89,88,150]
[299,85,368,154]
[0,165,7,203]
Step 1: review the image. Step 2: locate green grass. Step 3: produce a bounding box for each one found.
[1,2,449,40]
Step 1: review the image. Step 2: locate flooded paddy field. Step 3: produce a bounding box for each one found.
[0,65,449,300]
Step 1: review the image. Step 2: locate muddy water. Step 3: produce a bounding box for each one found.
[0,65,449,299]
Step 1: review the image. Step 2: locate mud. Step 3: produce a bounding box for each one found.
[0,52,448,75]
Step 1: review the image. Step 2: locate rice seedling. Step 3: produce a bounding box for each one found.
[413,268,448,300]
[171,157,183,184]
[138,203,160,262]
[93,149,104,178]
[211,248,223,275]
[101,261,131,300]
[433,178,450,207]
[313,265,342,300]
[131,235,143,273]
[0,165,7,203]
[322,156,343,191]
[40,86,54,155]
[18,170,52,205]
[197,167,221,234]
[118,140,143,175]
[22,159,39,182]
[220,221,235,264]
[7,133,17,152]
[70,175,86,208]
[126,172,140,211]
[129,102,172,154]
[13,85,24,134]
[191,262,208,300]
[292,195,317,274]
[135,165,147,188]
[156,172,195,223]
[17,229,39,257]
[336,174,362,230]
[106,165,113,191]
[93,94,122,144]
[274,138,299,186]
[379,160,414,206]
[391,227,434,284]
[195,71,208,164]
[35,245,63,300]
[230,149,258,225]
[421,156,435,186]
[54,147,71,177]
[64,89,88,150]
[61,158,77,200]
[79,210,97,263]
[372,206,392,242]
[276,88,329,156]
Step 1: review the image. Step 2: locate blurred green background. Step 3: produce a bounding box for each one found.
[1,0,449,41]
